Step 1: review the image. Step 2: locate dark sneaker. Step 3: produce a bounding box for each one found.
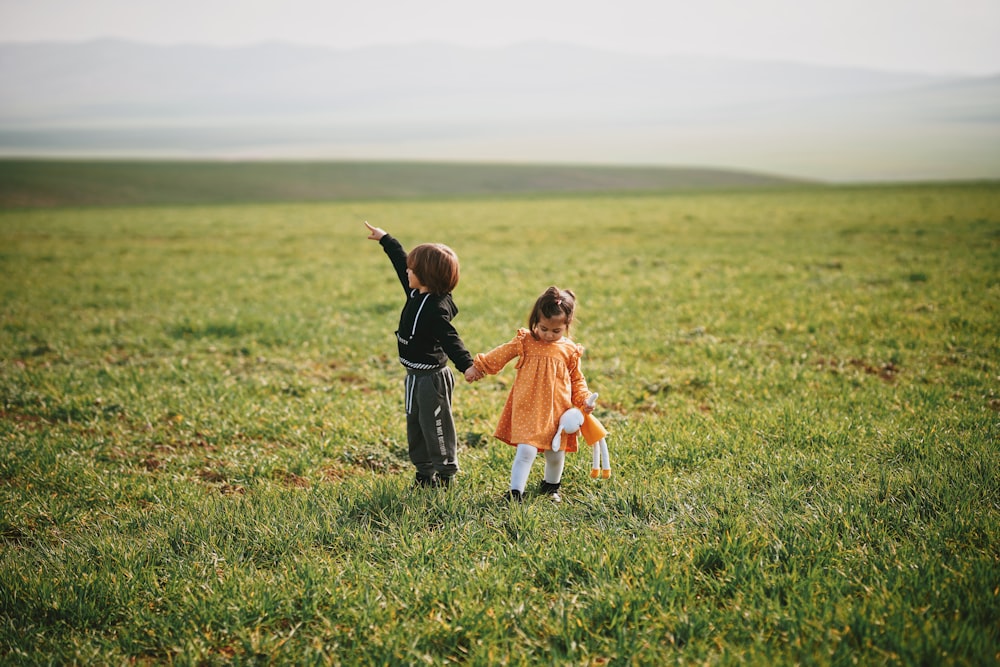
[503,489,524,503]
[414,473,436,488]
[539,481,562,503]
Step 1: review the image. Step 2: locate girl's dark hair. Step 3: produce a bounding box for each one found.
[528,286,576,337]
[407,243,460,294]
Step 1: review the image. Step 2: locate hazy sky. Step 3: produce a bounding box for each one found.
[2,0,999,75]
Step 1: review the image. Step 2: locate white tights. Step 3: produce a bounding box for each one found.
[509,444,565,493]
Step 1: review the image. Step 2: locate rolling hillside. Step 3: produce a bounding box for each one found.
[0,159,811,208]
[1,40,998,181]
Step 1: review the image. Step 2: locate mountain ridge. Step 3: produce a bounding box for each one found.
[1,39,998,181]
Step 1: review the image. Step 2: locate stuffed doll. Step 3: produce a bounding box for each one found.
[551,407,585,452]
[551,393,611,478]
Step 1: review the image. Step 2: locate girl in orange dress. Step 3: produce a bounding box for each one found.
[468,286,601,502]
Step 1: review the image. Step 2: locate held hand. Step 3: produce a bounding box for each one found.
[364,221,386,240]
[464,366,484,383]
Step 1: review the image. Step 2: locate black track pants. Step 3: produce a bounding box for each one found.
[404,367,458,480]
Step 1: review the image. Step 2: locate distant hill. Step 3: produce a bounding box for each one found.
[0,159,812,209]
[1,40,998,182]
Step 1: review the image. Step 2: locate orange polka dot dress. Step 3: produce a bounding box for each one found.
[473,328,592,452]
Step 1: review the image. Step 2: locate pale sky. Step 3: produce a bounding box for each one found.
[2,0,999,76]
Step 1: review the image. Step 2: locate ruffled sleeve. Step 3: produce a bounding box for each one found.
[473,328,529,375]
[567,342,592,407]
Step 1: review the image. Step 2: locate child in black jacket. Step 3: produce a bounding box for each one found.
[365,221,479,487]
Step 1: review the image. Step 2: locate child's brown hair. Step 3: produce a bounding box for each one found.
[528,286,576,337]
[407,243,460,294]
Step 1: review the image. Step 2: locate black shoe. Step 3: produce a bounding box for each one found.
[539,481,562,503]
[414,473,436,488]
[435,475,452,489]
[503,489,524,503]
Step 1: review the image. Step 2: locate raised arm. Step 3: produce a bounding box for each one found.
[364,221,409,293]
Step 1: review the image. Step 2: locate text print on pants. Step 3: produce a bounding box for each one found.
[434,406,446,455]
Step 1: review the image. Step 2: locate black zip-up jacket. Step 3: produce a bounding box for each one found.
[379,234,474,373]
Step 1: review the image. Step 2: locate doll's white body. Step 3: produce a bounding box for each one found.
[551,393,611,478]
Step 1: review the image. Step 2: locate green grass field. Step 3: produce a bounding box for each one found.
[1,176,999,664]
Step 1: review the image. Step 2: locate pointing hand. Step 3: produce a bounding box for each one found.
[364,221,386,240]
